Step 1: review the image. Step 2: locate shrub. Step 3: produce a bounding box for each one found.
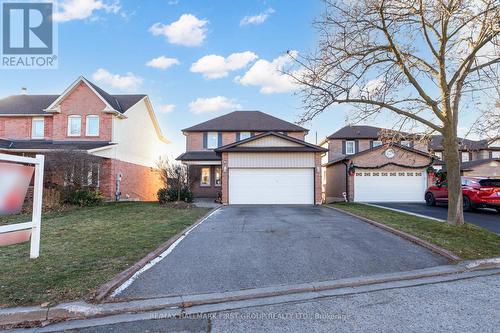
[158,187,193,204]
[63,188,104,207]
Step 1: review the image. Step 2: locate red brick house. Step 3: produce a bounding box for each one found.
[177,111,326,205]
[0,77,169,201]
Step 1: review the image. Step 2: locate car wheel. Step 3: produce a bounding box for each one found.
[425,192,436,206]
[463,196,473,212]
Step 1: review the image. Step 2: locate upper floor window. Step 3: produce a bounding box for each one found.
[31,117,44,139]
[461,152,470,162]
[372,140,383,147]
[345,141,355,155]
[434,151,443,159]
[86,115,99,136]
[239,132,251,141]
[206,132,219,149]
[400,140,411,147]
[68,115,82,136]
[492,151,500,158]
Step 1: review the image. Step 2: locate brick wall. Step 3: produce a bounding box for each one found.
[314,152,322,204]
[52,82,113,141]
[100,158,163,201]
[188,165,221,198]
[221,153,229,204]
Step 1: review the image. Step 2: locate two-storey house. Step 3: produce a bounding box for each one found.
[322,125,499,203]
[177,111,326,205]
[0,76,169,201]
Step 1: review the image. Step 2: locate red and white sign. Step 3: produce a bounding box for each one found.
[0,162,34,215]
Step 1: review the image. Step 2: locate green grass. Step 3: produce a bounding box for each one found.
[0,202,210,307]
[330,203,500,260]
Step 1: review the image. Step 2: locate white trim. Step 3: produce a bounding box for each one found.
[111,208,222,297]
[44,76,118,113]
[67,115,82,136]
[31,117,45,139]
[345,141,355,155]
[87,145,115,153]
[85,115,100,137]
[182,161,221,165]
[206,132,218,149]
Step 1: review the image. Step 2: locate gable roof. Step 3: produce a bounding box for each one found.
[327,125,402,139]
[324,143,433,167]
[215,131,327,153]
[0,77,146,116]
[428,135,489,151]
[183,111,308,133]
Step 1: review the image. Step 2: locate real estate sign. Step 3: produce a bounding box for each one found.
[0,162,34,215]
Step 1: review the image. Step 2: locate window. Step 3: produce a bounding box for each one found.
[434,151,443,159]
[239,132,251,141]
[207,132,218,149]
[214,167,222,187]
[492,151,500,158]
[345,141,355,155]
[372,140,383,147]
[68,115,81,136]
[461,152,470,162]
[31,117,44,139]
[200,167,211,186]
[86,115,99,136]
[400,140,411,147]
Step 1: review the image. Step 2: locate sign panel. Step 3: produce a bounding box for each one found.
[0,162,34,215]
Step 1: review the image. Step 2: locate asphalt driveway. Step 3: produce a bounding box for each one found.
[372,202,500,234]
[117,206,447,300]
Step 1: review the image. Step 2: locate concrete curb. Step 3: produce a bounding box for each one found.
[2,260,499,329]
[324,205,462,262]
[364,203,446,222]
[92,206,221,302]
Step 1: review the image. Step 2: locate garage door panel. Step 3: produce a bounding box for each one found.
[354,170,426,202]
[229,169,314,205]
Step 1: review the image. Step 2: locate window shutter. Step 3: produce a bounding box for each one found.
[369,140,373,149]
[203,133,207,149]
[342,140,346,154]
[251,132,255,137]
[355,140,359,153]
[410,141,415,149]
[218,132,222,147]
[236,132,240,141]
[469,152,473,161]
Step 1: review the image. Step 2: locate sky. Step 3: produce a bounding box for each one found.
[0,0,485,158]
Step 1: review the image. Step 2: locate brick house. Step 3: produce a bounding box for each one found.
[0,76,169,201]
[177,111,326,205]
[321,125,499,203]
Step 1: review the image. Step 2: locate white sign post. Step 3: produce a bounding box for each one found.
[0,153,45,258]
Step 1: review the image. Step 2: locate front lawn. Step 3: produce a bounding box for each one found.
[0,202,210,307]
[331,203,500,260]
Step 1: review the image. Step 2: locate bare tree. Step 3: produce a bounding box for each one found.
[290,0,500,225]
[44,150,101,189]
[156,157,188,201]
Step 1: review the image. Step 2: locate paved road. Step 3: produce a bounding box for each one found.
[373,202,500,234]
[117,205,446,299]
[33,274,500,332]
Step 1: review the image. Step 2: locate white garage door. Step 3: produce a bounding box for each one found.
[354,170,427,202]
[229,168,314,205]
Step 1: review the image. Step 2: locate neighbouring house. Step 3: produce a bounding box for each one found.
[0,76,169,201]
[322,125,500,203]
[176,111,327,205]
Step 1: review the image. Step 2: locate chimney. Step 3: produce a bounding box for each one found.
[21,87,27,95]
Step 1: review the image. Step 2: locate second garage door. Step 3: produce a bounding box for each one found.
[229,168,314,205]
[354,170,427,202]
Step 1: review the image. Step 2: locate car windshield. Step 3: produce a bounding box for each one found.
[478,179,500,187]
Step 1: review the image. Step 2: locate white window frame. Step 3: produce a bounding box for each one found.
[85,115,99,137]
[372,140,383,147]
[400,140,411,147]
[461,152,470,162]
[214,166,222,187]
[207,132,218,149]
[67,115,82,137]
[492,151,500,159]
[31,117,44,139]
[200,167,211,187]
[434,151,443,159]
[345,141,355,155]
[239,132,251,141]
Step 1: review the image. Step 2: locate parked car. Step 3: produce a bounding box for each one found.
[425,177,500,212]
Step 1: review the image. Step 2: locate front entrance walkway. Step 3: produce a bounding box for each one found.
[115,206,447,299]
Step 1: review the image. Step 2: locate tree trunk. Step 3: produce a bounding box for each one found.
[442,131,465,226]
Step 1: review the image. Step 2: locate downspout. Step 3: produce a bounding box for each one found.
[343,161,349,202]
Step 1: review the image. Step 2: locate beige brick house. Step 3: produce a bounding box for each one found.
[177,111,326,205]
